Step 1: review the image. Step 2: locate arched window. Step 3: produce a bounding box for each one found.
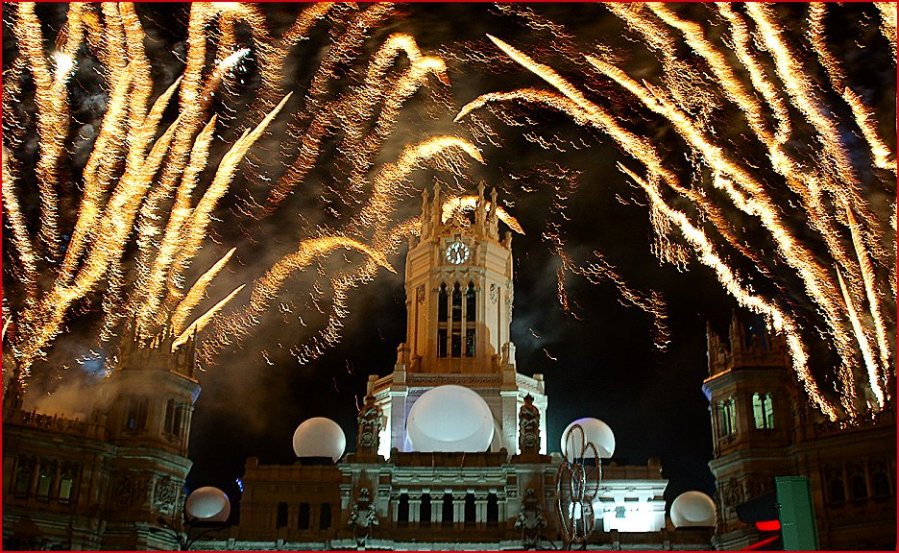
[58,466,76,505]
[438,283,448,358]
[752,393,774,429]
[36,461,54,501]
[420,493,432,526]
[872,463,892,499]
[276,502,289,528]
[13,458,32,499]
[486,493,499,526]
[850,468,868,503]
[125,397,149,432]
[164,400,175,434]
[451,283,463,357]
[397,494,410,525]
[297,502,310,529]
[827,475,846,505]
[438,283,448,322]
[320,503,332,529]
[464,493,476,527]
[719,397,736,436]
[465,282,476,357]
[442,493,454,526]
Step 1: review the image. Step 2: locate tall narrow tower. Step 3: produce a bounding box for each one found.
[101,334,201,550]
[367,184,547,457]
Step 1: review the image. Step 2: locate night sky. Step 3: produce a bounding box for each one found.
[3,2,893,517]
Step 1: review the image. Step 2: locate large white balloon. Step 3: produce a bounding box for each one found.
[407,385,495,452]
[561,417,616,459]
[292,417,347,462]
[186,486,231,521]
[670,491,717,528]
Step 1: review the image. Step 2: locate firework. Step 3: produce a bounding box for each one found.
[458,4,895,420]
[3,3,472,390]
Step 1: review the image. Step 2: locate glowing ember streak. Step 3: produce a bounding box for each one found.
[209,237,396,353]
[440,195,526,235]
[1,147,38,299]
[619,164,838,420]
[173,284,247,352]
[171,248,238,336]
[835,269,884,408]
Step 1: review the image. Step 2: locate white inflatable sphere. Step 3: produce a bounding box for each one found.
[670,491,716,528]
[186,486,231,521]
[292,417,347,462]
[561,417,616,459]
[407,385,494,452]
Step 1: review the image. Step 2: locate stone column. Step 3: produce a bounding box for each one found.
[475,493,488,528]
[410,498,421,524]
[454,498,465,527]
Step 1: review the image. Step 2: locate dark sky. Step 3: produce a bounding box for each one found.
[3,2,893,515]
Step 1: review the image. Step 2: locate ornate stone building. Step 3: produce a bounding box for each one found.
[192,187,712,551]
[2,336,201,550]
[703,314,896,550]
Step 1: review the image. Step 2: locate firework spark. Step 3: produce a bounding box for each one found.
[459,4,894,419]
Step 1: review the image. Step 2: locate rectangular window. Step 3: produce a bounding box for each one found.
[164,400,175,434]
[13,460,32,499]
[753,393,774,429]
[451,330,462,358]
[764,394,775,429]
[420,494,432,526]
[36,469,53,501]
[126,397,149,432]
[437,329,447,358]
[58,474,74,504]
[319,503,332,530]
[298,502,310,530]
[465,329,476,357]
[276,502,289,528]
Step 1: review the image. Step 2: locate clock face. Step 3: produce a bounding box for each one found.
[445,241,470,265]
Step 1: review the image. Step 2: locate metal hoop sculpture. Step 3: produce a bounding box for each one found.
[555,423,602,550]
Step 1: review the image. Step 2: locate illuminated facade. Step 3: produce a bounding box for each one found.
[704,314,896,550]
[194,188,712,551]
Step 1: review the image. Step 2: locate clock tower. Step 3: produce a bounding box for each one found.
[366,183,548,456]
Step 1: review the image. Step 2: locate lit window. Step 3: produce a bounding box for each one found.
[752,393,774,429]
[719,397,736,436]
[58,468,75,505]
[36,464,53,501]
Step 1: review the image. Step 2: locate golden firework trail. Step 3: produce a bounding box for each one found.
[441,195,526,235]
[459,4,894,418]
[3,3,477,383]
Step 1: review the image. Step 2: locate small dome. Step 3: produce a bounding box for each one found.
[407,385,494,452]
[186,486,231,522]
[670,491,716,528]
[292,417,347,462]
[561,417,615,459]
